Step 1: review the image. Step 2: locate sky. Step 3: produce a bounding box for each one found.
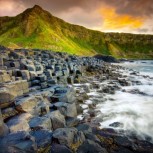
[0,0,153,34]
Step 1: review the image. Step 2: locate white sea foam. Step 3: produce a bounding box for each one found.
[96,60,153,141]
[98,91,153,139]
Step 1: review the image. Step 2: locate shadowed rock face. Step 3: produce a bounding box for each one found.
[0,48,153,153]
[94,54,118,63]
[0,109,9,137]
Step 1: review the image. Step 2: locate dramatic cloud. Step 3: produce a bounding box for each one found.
[0,0,153,34]
[0,0,25,16]
[99,6,145,31]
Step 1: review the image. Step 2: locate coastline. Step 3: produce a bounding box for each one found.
[0,48,153,153]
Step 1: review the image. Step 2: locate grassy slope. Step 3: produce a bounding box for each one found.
[0,5,153,58]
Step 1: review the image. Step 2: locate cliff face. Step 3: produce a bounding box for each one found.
[0,5,153,58]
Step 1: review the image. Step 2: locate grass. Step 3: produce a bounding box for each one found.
[0,5,153,59]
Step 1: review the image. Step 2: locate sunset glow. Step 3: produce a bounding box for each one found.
[100,7,145,30]
[0,0,152,34]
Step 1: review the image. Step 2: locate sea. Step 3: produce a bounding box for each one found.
[97,60,153,141]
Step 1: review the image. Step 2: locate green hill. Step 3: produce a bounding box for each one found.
[0,5,153,59]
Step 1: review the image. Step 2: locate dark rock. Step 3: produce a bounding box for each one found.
[114,136,133,148]
[77,124,92,133]
[46,110,66,130]
[111,147,133,153]
[30,129,52,152]
[29,116,52,131]
[66,117,79,127]
[0,109,9,137]
[53,127,85,149]
[109,122,124,128]
[0,131,37,153]
[6,113,31,133]
[77,139,108,153]
[94,54,118,63]
[51,143,72,153]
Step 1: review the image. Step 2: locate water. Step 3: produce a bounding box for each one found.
[119,60,153,76]
[97,60,153,141]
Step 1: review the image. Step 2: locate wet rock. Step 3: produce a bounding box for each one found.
[66,117,80,127]
[77,92,89,103]
[88,109,100,118]
[127,89,147,96]
[51,143,72,153]
[53,128,77,147]
[77,124,92,133]
[52,87,76,103]
[56,102,77,118]
[53,127,85,149]
[0,131,37,153]
[77,139,108,153]
[114,136,133,148]
[132,139,153,153]
[109,122,124,128]
[30,129,52,152]
[111,147,133,153]
[76,103,83,114]
[84,132,101,143]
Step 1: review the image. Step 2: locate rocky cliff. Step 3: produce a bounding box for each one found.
[0,5,153,58]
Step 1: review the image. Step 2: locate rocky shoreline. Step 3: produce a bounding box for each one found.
[0,47,153,153]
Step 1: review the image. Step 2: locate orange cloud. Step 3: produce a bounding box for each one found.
[100,7,145,30]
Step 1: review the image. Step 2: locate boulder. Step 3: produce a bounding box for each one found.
[39,103,50,116]
[0,131,37,153]
[52,87,76,103]
[1,107,18,120]
[66,117,79,127]
[51,143,72,153]
[30,129,52,152]
[0,88,16,108]
[15,96,38,113]
[40,82,48,89]
[29,116,52,130]
[65,103,77,118]
[0,73,11,83]
[47,110,65,130]
[36,64,44,75]
[6,113,32,133]
[77,139,108,153]
[36,75,47,82]
[27,64,36,72]
[8,80,29,96]
[67,76,74,84]
[53,128,85,148]
[47,79,57,86]
[77,124,92,133]
[0,109,9,137]
[84,132,100,143]
[29,71,37,80]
